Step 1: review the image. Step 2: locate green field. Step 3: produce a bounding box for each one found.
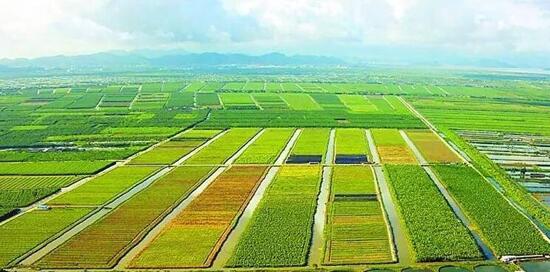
[235,128,294,164]
[228,166,322,267]
[0,73,547,272]
[385,165,482,261]
[324,166,393,264]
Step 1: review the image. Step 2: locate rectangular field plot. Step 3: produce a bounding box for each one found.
[251,93,289,110]
[196,93,221,108]
[128,141,201,165]
[339,95,377,112]
[67,93,102,109]
[99,94,135,108]
[36,166,216,269]
[287,128,330,164]
[324,166,393,264]
[384,165,481,261]
[129,166,268,268]
[367,96,394,112]
[173,129,222,140]
[432,165,550,256]
[129,129,220,165]
[0,176,82,215]
[48,166,161,206]
[335,129,369,164]
[222,82,245,91]
[227,166,322,267]
[265,82,282,92]
[310,94,347,110]
[0,161,113,175]
[279,94,322,110]
[406,130,461,163]
[220,93,258,110]
[131,93,169,110]
[0,207,93,267]
[165,92,194,109]
[371,129,417,164]
[243,81,265,91]
[235,128,294,164]
[184,128,259,165]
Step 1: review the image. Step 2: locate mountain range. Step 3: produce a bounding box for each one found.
[0,52,345,69]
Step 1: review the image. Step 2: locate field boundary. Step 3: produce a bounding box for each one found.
[400,97,550,243]
[401,130,495,260]
[308,128,335,266]
[211,129,302,268]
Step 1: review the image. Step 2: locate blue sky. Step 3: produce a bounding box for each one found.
[0,0,549,62]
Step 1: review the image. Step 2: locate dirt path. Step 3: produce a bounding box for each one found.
[400,130,495,259]
[1,128,213,228]
[18,129,227,266]
[211,129,302,268]
[115,128,265,269]
[308,129,335,265]
[399,96,550,242]
[366,129,411,265]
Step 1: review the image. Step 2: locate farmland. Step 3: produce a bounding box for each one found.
[371,129,417,164]
[48,166,161,206]
[405,130,462,163]
[36,166,216,268]
[0,72,549,272]
[432,165,550,255]
[130,166,268,268]
[385,165,482,262]
[324,166,393,264]
[227,166,322,267]
[235,128,294,164]
[183,128,259,165]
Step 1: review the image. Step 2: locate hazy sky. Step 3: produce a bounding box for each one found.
[1,0,549,59]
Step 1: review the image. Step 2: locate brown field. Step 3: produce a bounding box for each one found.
[377,146,417,164]
[129,165,268,268]
[406,130,462,163]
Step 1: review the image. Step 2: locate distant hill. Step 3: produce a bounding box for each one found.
[0,52,345,69]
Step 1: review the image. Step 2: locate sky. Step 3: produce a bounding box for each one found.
[0,0,549,63]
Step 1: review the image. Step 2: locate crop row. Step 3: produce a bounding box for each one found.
[0,176,81,191]
[235,128,294,164]
[227,166,322,267]
[0,207,93,267]
[174,129,222,140]
[129,129,222,165]
[184,128,259,165]
[432,164,550,255]
[385,165,482,261]
[0,175,82,216]
[406,130,461,163]
[130,166,268,268]
[324,166,393,264]
[0,161,113,176]
[372,129,417,164]
[49,166,161,206]
[36,166,216,269]
[199,110,424,129]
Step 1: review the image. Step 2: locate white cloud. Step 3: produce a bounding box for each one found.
[0,0,548,59]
